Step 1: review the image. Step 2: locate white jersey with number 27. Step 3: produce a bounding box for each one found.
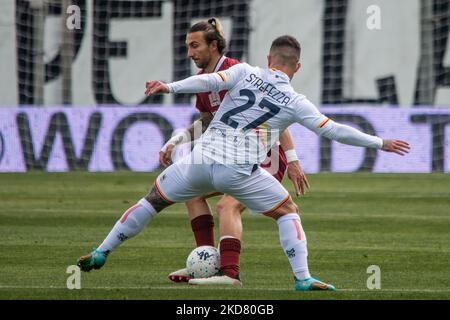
[168,63,383,175]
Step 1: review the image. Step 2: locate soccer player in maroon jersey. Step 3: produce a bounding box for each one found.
[159,18,309,283]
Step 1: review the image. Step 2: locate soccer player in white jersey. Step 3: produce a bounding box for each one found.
[77,35,409,291]
[162,18,309,283]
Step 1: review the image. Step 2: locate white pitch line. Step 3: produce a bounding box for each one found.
[0,208,182,215]
[0,285,449,293]
[2,207,450,220]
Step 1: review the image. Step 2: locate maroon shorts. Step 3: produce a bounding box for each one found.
[260,145,288,182]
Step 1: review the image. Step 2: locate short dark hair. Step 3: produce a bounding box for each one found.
[188,18,227,54]
[270,35,301,67]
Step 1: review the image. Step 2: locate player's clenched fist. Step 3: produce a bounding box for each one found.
[145,81,169,96]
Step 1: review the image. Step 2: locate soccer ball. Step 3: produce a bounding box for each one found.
[186,245,220,278]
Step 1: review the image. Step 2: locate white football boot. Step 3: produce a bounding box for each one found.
[188,274,242,287]
[168,268,191,283]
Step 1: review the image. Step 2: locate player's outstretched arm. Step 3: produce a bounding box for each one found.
[381,139,410,156]
[318,121,411,156]
[293,98,411,155]
[145,75,221,96]
[320,121,411,155]
[145,63,246,96]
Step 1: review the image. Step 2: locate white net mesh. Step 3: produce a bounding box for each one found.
[1,0,449,172]
[11,0,450,106]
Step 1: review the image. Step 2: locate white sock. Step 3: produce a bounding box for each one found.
[98,198,157,253]
[277,213,311,280]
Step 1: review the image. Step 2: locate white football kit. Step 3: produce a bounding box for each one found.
[155,63,383,214]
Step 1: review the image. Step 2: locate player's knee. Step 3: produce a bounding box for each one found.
[186,196,207,206]
[144,187,172,212]
[185,197,210,219]
[265,198,298,220]
[216,200,243,218]
[215,202,227,218]
[281,198,298,213]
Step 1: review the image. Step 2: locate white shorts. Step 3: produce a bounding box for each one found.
[154,155,290,214]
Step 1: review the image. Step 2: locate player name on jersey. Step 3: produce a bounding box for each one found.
[245,73,291,106]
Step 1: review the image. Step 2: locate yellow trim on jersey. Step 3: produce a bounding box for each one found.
[154,180,175,204]
[217,71,227,82]
[317,118,330,128]
[262,194,290,215]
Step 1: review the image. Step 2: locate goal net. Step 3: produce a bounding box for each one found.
[1,0,449,173]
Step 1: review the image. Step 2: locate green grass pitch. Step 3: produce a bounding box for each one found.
[0,172,449,300]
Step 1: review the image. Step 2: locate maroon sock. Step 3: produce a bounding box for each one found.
[220,238,241,279]
[190,214,215,247]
